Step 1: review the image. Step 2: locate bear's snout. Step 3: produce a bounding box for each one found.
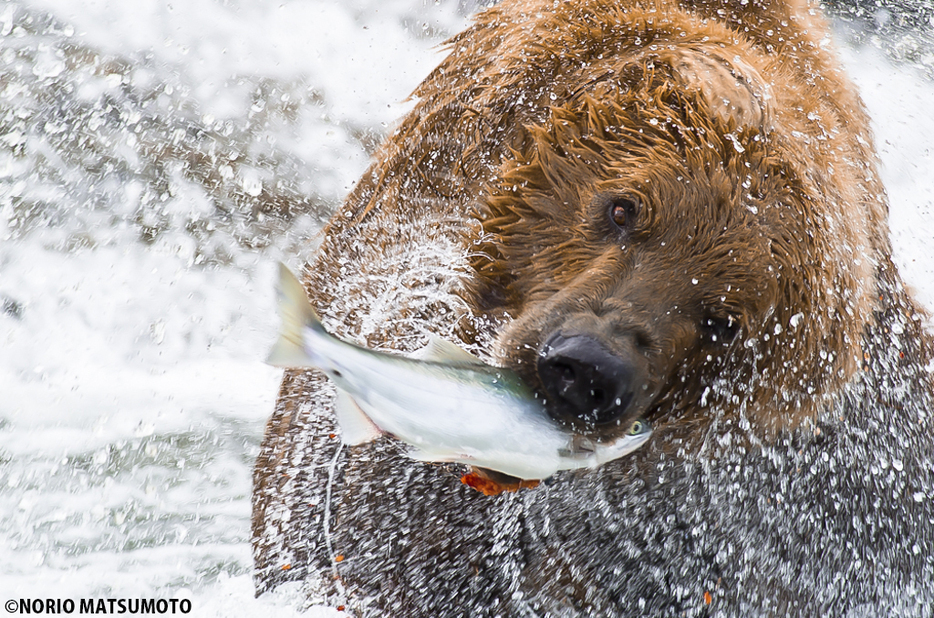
[537,333,638,427]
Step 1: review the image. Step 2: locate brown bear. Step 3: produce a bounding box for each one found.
[252,0,934,615]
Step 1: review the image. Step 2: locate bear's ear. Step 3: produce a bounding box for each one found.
[668,50,773,134]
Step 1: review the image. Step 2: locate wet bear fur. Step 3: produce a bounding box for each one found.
[252,0,934,615]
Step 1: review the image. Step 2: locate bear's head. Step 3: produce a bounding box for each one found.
[471,40,879,443]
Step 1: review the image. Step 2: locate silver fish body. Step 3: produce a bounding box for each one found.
[267,263,652,480]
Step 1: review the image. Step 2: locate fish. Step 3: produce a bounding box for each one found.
[266,262,652,481]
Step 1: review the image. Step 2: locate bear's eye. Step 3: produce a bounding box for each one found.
[607,196,639,230]
[701,315,740,345]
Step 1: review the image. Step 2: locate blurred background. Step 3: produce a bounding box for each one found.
[0,0,930,614]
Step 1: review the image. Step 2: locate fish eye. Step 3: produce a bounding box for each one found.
[628,419,648,435]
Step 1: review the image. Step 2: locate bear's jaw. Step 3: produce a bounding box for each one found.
[493,305,681,441]
[490,284,790,441]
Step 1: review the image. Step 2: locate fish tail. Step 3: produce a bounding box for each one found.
[266,262,325,368]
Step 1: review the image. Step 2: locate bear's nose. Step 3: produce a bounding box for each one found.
[537,333,635,426]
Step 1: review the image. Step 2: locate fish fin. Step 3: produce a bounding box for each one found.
[334,389,382,445]
[461,468,541,495]
[266,262,323,368]
[412,335,486,366]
